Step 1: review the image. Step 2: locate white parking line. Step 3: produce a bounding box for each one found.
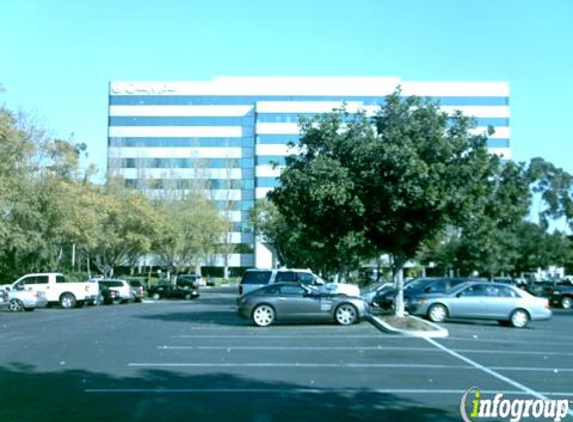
[425,338,573,418]
[157,345,573,356]
[129,363,471,369]
[173,335,383,339]
[85,388,573,396]
[443,336,573,347]
[128,362,573,372]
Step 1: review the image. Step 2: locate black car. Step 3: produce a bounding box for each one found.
[148,284,200,300]
[549,283,573,309]
[373,277,472,310]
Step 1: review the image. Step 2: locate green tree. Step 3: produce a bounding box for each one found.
[269,91,500,316]
[269,110,375,278]
[153,189,225,276]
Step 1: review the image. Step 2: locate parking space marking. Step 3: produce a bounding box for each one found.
[157,345,573,357]
[425,338,573,418]
[129,363,474,369]
[173,335,386,339]
[128,362,573,373]
[85,388,573,396]
[443,336,573,347]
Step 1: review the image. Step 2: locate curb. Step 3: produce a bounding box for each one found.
[368,315,449,338]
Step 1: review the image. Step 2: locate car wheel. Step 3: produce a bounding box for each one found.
[561,296,573,309]
[184,293,191,300]
[9,299,24,312]
[59,293,76,309]
[152,293,160,301]
[510,309,529,328]
[335,303,358,325]
[252,304,275,327]
[427,304,448,323]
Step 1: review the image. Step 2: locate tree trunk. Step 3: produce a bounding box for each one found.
[393,255,407,318]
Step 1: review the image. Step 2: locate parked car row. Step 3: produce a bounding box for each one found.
[357,276,555,328]
[0,272,203,312]
[236,271,558,329]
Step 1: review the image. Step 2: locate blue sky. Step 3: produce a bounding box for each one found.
[1,0,572,179]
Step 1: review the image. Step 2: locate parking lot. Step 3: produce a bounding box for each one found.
[1,289,572,422]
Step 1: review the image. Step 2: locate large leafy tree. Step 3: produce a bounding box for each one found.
[269,110,376,278]
[153,189,225,276]
[361,93,497,314]
[269,91,499,315]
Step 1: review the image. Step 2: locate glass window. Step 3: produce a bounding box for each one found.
[257,177,281,188]
[491,286,520,298]
[475,118,509,127]
[426,280,447,292]
[20,277,36,285]
[257,135,301,145]
[459,284,489,297]
[297,272,315,285]
[109,116,245,126]
[487,139,510,148]
[36,276,50,284]
[261,285,280,295]
[279,284,306,296]
[241,271,272,285]
[276,271,297,282]
[257,156,286,166]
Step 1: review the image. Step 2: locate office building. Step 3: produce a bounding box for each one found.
[108,77,510,269]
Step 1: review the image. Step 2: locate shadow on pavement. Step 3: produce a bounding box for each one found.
[0,363,462,422]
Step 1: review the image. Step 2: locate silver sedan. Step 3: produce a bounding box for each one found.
[407,282,552,328]
[7,288,48,312]
[237,282,370,327]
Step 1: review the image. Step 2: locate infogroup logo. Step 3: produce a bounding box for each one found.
[460,387,570,422]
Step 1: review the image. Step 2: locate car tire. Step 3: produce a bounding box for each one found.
[510,309,529,328]
[427,304,448,323]
[252,304,275,327]
[184,293,191,300]
[152,293,160,301]
[59,293,76,309]
[335,303,358,325]
[9,299,24,312]
[561,296,573,309]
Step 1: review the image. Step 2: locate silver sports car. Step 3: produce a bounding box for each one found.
[407,281,552,328]
[237,282,369,327]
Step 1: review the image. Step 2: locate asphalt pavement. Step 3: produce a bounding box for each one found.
[0,290,571,422]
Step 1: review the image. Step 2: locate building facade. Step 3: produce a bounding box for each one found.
[107,77,510,269]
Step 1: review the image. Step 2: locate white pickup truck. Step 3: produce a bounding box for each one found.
[3,273,99,309]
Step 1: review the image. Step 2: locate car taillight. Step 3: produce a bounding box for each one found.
[545,300,550,309]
